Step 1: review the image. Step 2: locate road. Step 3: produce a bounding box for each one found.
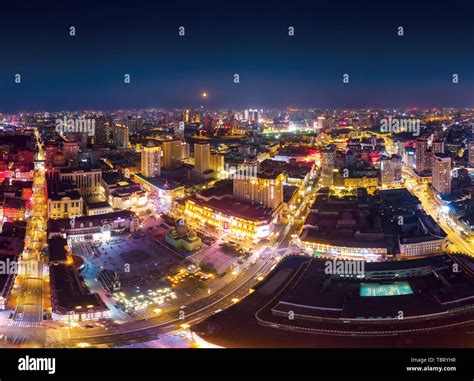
[10,129,48,327]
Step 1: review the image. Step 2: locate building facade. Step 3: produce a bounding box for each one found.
[162,140,184,169]
[432,154,451,196]
[194,143,211,173]
[46,180,84,220]
[141,142,161,178]
[233,171,284,210]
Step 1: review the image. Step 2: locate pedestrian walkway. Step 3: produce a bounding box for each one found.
[8,320,43,328]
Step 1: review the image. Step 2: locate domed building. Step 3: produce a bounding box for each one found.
[165,218,202,253]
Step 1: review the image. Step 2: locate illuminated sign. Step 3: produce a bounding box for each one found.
[256,225,270,238]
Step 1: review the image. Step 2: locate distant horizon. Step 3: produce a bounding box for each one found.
[2,105,474,114]
[1,0,473,111]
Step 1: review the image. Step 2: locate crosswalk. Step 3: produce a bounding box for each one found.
[8,320,43,328]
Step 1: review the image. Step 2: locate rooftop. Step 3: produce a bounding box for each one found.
[48,210,137,233]
[47,180,82,201]
[48,237,69,263]
[135,173,183,190]
[49,263,108,312]
[188,194,274,222]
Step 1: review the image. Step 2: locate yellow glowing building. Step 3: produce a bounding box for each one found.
[344,176,378,190]
[194,143,211,173]
[182,196,274,241]
[233,171,284,210]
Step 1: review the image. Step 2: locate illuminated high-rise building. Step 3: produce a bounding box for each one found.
[469,141,474,167]
[162,140,184,169]
[316,115,333,131]
[248,109,258,122]
[403,146,416,168]
[210,153,225,173]
[194,143,211,174]
[95,117,111,146]
[181,141,190,160]
[432,153,451,196]
[432,139,445,170]
[381,155,402,185]
[141,141,161,178]
[114,124,129,149]
[317,116,325,130]
[231,117,239,134]
[233,170,284,210]
[321,146,335,187]
[415,138,430,173]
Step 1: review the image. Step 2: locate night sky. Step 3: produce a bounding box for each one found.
[0,0,473,111]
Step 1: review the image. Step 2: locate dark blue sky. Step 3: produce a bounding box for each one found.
[0,0,473,111]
